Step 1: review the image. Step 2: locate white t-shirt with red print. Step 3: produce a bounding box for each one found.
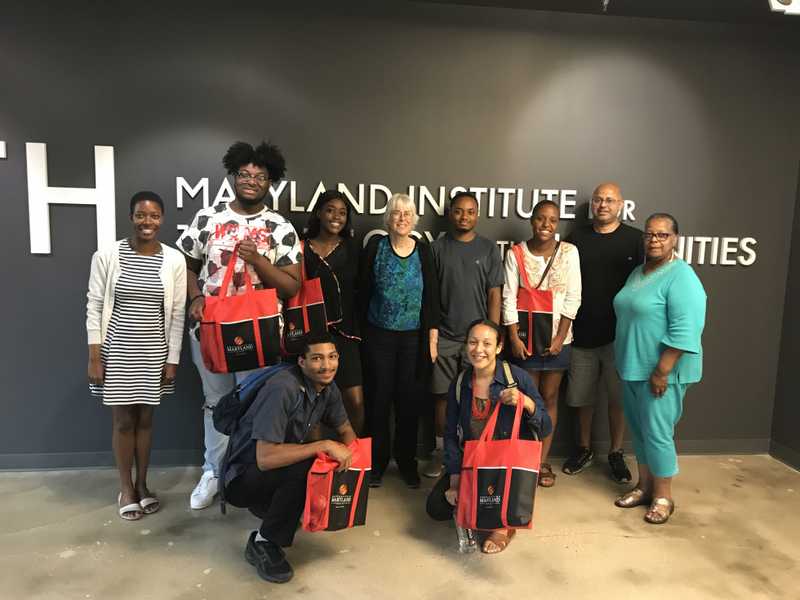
[177,203,302,300]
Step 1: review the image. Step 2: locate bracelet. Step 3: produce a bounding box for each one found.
[189,294,204,304]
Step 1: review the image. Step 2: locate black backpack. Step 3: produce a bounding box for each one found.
[213,362,295,514]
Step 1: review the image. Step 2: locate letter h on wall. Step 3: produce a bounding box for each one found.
[26,143,116,254]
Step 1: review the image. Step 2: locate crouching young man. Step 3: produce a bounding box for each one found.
[224,332,356,583]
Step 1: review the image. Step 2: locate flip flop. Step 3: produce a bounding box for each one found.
[118,493,143,521]
[481,529,516,554]
[139,496,160,515]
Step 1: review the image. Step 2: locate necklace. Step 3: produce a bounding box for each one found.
[471,374,492,419]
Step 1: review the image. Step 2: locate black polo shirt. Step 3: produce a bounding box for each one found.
[225,366,349,486]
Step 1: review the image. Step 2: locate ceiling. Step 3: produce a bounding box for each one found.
[416,0,800,25]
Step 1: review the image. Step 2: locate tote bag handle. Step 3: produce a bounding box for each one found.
[476,361,526,444]
[512,241,560,290]
[218,243,255,299]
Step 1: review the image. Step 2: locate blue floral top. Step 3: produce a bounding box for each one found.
[367,237,423,331]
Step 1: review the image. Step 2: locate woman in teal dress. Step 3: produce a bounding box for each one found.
[612,213,706,524]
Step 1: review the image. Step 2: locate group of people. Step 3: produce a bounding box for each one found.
[86,140,707,583]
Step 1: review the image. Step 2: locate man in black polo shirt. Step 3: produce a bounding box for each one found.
[563,183,644,482]
[225,332,356,584]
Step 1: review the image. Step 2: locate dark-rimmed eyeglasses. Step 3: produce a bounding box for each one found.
[235,171,269,184]
[643,232,672,241]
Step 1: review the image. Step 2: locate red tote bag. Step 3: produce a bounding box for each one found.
[456,395,542,530]
[200,244,282,373]
[302,438,371,532]
[283,242,328,356]
[512,242,559,356]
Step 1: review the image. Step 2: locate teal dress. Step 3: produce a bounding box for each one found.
[613,259,706,477]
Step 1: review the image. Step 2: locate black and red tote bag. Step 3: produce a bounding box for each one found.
[302,438,371,532]
[512,242,559,356]
[456,394,541,531]
[200,244,281,373]
[283,242,328,356]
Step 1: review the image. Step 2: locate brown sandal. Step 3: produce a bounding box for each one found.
[482,529,516,554]
[644,497,675,524]
[539,463,556,488]
[615,488,652,508]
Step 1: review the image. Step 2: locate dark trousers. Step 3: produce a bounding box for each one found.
[363,324,421,475]
[426,474,454,521]
[225,458,313,547]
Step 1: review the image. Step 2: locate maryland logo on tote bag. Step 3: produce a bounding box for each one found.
[283,241,328,356]
[456,392,542,531]
[512,242,559,356]
[200,244,281,373]
[303,438,371,532]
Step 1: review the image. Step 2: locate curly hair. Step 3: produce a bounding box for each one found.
[222,141,287,181]
[305,190,352,240]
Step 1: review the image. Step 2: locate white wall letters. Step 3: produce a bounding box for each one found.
[27,143,115,254]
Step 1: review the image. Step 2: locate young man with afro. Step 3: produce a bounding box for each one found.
[177,141,302,510]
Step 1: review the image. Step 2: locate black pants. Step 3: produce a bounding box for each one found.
[363,324,421,475]
[426,474,455,521]
[225,458,313,547]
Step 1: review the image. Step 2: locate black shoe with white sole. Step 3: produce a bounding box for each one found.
[608,450,632,484]
[245,531,293,584]
[562,447,594,475]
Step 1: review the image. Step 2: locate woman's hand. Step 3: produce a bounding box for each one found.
[88,357,104,386]
[498,387,520,407]
[544,335,564,356]
[445,474,460,506]
[162,363,177,385]
[188,296,205,322]
[510,335,531,360]
[649,368,669,398]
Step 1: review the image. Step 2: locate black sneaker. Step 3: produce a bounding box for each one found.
[399,466,421,489]
[245,531,293,584]
[562,447,594,475]
[608,450,632,484]
[368,471,383,488]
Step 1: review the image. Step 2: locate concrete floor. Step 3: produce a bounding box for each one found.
[2,455,798,600]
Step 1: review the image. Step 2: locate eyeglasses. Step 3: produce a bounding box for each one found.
[389,210,414,220]
[235,172,269,184]
[643,232,672,241]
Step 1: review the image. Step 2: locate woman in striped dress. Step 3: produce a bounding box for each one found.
[87,191,186,520]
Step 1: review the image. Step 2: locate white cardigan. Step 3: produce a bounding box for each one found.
[86,240,187,364]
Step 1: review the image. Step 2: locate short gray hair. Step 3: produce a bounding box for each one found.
[383,193,420,229]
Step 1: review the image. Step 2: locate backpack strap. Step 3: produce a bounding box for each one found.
[501,360,517,389]
[454,370,466,404]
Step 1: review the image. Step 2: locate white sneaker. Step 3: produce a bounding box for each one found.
[422,450,443,479]
[190,471,219,510]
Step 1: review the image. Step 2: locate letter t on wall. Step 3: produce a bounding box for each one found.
[26,143,116,254]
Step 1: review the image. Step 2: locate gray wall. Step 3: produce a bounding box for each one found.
[772,164,800,470]
[1,1,798,467]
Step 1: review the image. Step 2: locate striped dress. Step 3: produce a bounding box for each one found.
[90,240,175,405]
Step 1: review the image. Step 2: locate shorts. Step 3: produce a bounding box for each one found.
[565,343,621,408]
[332,331,363,389]
[430,336,470,395]
[511,344,572,372]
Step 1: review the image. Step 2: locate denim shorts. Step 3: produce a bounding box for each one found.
[511,344,572,372]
